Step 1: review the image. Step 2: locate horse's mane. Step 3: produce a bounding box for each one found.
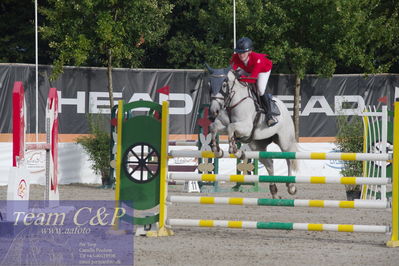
[227,70,247,90]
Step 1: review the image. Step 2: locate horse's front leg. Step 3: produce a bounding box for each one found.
[228,135,237,155]
[227,122,252,156]
[226,123,237,154]
[209,119,226,156]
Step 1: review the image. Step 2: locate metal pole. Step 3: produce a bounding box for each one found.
[381,106,388,200]
[35,0,39,143]
[233,0,236,50]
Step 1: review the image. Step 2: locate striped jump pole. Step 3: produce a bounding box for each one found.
[145,99,399,248]
[169,139,229,146]
[168,150,392,161]
[168,195,389,209]
[169,140,198,146]
[169,173,391,185]
[167,219,388,233]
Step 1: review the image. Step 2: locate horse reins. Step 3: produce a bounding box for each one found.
[210,71,256,113]
[225,76,254,112]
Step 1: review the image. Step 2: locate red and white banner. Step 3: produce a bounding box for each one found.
[12,82,25,167]
[46,87,59,201]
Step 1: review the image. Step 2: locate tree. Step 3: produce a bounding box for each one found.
[336,0,399,73]
[255,0,348,140]
[0,0,37,63]
[40,0,173,110]
[142,0,233,69]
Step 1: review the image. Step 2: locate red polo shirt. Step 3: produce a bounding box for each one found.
[230,52,273,83]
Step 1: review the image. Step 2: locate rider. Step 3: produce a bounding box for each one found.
[230,37,277,127]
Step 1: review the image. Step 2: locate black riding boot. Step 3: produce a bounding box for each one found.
[261,94,277,127]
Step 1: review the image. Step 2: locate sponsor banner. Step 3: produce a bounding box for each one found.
[25,149,46,173]
[1,64,398,137]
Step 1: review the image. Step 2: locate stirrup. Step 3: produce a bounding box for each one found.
[267,118,277,127]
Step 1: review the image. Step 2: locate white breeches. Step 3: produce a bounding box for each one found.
[257,71,271,96]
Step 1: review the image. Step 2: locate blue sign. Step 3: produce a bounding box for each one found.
[0,201,133,266]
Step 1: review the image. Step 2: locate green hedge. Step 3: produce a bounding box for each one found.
[76,115,111,187]
[335,116,363,191]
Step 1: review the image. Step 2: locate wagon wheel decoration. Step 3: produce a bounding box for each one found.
[122,143,160,183]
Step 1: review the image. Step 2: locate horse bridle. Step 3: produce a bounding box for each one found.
[210,71,253,112]
[210,73,229,109]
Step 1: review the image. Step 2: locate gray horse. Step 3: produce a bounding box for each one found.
[206,65,298,199]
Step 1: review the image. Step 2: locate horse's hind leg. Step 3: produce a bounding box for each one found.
[249,140,278,199]
[286,183,297,195]
[272,130,298,196]
[285,158,297,195]
[260,158,278,199]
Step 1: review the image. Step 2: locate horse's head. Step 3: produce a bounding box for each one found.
[205,63,232,121]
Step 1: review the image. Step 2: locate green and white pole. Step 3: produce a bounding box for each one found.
[167,219,388,233]
[169,173,390,185]
[168,195,389,209]
[169,150,391,161]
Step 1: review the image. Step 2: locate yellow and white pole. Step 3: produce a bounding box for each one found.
[387,99,399,247]
[113,100,124,230]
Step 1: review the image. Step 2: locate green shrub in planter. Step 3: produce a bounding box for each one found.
[76,115,111,188]
[335,115,363,199]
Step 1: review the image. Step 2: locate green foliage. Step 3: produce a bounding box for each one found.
[76,115,111,186]
[0,0,50,63]
[263,0,348,78]
[154,0,399,75]
[40,0,173,78]
[155,0,233,68]
[335,116,364,191]
[336,0,399,73]
[2,0,399,74]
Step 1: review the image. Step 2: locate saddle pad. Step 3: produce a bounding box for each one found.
[270,100,281,116]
